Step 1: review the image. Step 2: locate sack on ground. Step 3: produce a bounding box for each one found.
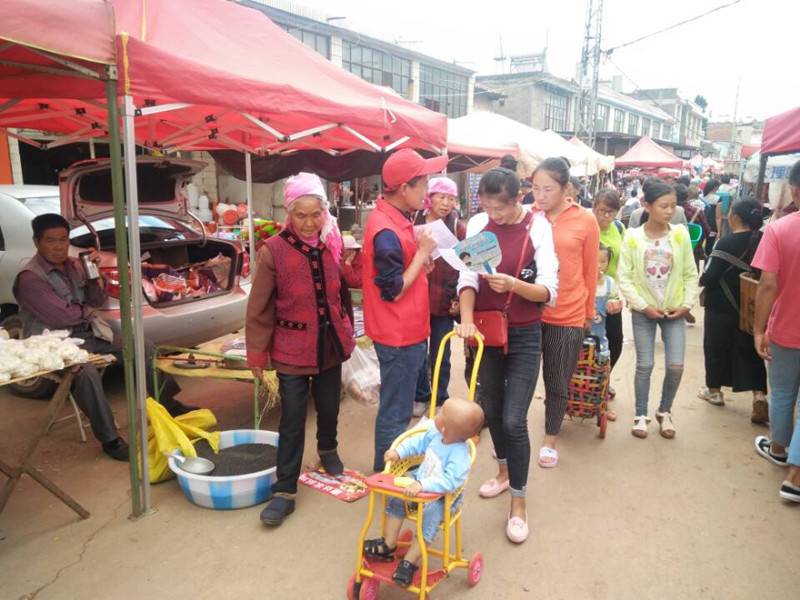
[145,397,220,483]
[341,344,380,407]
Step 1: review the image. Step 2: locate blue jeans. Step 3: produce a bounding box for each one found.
[631,311,686,416]
[373,341,428,472]
[414,315,455,407]
[386,494,463,543]
[768,342,800,467]
[478,323,542,496]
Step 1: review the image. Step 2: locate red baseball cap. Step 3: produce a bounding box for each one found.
[382,148,448,191]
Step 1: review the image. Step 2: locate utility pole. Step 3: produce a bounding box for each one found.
[576,0,604,148]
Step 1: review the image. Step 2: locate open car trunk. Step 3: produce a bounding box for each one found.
[62,156,242,308]
[139,240,238,307]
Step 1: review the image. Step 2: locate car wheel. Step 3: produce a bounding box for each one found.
[0,314,57,399]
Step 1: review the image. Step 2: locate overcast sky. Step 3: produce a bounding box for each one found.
[291,0,795,121]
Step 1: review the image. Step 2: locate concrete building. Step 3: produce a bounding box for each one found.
[239,0,474,119]
[706,119,763,167]
[474,71,681,157]
[629,88,708,149]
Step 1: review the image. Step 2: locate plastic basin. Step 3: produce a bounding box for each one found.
[168,429,279,510]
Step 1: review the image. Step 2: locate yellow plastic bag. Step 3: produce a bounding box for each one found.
[144,397,221,483]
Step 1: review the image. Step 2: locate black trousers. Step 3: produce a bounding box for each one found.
[273,365,342,495]
[703,309,767,393]
[605,311,624,370]
[72,336,181,444]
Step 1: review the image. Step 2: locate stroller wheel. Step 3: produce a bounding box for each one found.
[347,575,380,600]
[467,552,484,587]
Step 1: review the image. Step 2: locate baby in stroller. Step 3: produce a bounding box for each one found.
[362,398,484,587]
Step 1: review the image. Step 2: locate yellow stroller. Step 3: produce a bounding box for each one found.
[348,331,485,600]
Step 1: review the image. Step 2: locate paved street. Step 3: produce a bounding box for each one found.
[1,316,798,599]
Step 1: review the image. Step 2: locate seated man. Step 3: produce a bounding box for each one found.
[12,213,195,461]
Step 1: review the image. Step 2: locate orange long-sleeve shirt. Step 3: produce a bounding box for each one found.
[542,203,600,327]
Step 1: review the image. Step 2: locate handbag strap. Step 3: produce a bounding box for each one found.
[503,212,535,312]
[710,248,750,313]
[710,248,750,272]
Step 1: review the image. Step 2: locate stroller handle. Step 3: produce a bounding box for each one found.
[429,330,483,421]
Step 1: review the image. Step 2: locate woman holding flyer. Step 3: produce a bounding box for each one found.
[455,167,559,543]
[412,177,466,416]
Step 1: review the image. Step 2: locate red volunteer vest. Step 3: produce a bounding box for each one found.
[267,231,355,368]
[362,198,430,346]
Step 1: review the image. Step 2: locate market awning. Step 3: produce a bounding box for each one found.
[0,0,447,155]
[568,136,615,176]
[615,136,683,169]
[761,106,800,156]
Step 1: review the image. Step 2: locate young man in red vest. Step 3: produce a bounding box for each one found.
[363,148,446,471]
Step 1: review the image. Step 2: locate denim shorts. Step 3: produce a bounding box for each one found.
[386,493,464,543]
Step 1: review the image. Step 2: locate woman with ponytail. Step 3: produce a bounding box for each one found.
[698,199,768,423]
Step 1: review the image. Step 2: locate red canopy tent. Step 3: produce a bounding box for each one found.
[0,0,448,517]
[761,106,800,156]
[614,136,683,169]
[0,0,446,155]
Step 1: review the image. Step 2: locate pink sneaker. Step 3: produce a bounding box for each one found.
[478,477,509,498]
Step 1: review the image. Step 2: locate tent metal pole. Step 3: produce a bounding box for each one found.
[245,152,256,265]
[755,153,768,205]
[104,72,142,518]
[122,94,152,514]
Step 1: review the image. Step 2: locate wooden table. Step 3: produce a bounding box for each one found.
[0,354,114,520]
[154,342,279,428]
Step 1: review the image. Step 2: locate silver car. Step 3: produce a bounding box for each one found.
[0,158,252,397]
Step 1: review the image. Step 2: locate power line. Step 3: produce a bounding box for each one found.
[604,0,744,55]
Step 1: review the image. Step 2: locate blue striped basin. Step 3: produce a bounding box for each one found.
[168,429,279,510]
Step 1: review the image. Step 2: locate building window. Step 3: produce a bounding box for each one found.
[652,122,661,139]
[613,109,625,133]
[419,64,468,118]
[595,104,609,132]
[282,26,330,58]
[641,118,651,138]
[663,123,673,141]
[628,114,640,136]
[543,86,570,131]
[342,41,411,97]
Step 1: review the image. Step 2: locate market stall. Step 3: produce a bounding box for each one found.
[568,136,615,176]
[756,106,800,198]
[0,0,447,518]
[614,136,684,169]
[0,331,116,520]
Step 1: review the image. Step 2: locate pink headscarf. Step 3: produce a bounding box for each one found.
[423,176,458,213]
[284,172,343,263]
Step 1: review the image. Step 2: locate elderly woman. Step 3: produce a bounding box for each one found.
[247,172,355,526]
[412,177,466,416]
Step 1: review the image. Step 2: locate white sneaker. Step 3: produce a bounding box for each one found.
[698,387,724,406]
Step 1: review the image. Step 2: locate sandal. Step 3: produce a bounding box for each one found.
[363,537,396,562]
[537,446,558,468]
[631,415,650,439]
[392,559,419,587]
[655,411,676,439]
[506,511,529,543]
[698,387,724,406]
[479,477,509,498]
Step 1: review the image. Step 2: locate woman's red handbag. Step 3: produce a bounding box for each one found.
[471,216,533,354]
